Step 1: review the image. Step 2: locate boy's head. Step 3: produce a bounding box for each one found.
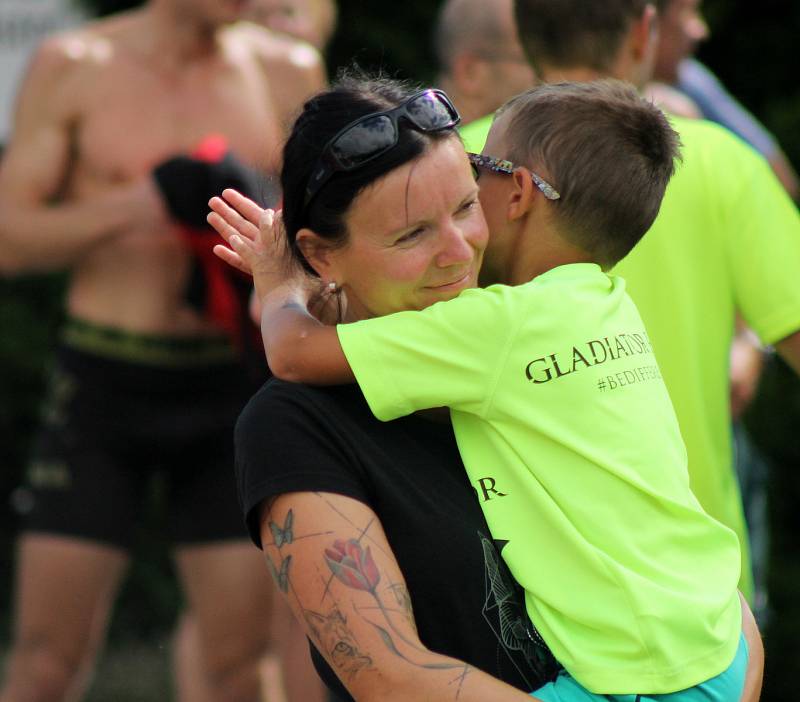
[477,79,680,272]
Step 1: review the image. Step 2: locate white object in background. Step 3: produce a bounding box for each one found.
[0,0,87,144]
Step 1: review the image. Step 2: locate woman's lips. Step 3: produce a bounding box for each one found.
[426,270,473,293]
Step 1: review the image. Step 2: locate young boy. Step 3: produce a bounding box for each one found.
[214,80,746,700]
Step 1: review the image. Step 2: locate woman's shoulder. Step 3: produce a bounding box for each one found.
[238,378,372,436]
[235,380,376,544]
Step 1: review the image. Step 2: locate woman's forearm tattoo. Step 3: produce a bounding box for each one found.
[263,496,473,695]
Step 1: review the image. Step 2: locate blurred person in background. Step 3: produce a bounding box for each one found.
[647,0,799,200]
[248,0,337,53]
[433,0,535,133]
[646,0,800,622]
[0,0,325,701]
[466,0,800,621]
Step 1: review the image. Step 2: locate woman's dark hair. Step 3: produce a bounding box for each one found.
[281,71,458,275]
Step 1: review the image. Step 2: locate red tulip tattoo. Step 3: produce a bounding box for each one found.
[325,539,380,593]
[321,531,463,673]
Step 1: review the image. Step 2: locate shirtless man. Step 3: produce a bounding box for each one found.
[0,1,324,701]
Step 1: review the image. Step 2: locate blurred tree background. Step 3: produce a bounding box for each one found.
[1,0,798,699]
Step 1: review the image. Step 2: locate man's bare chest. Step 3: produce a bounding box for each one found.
[75,62,283,180]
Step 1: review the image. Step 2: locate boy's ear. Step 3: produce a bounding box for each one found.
[507,167,536,221]
[295,228,340,280]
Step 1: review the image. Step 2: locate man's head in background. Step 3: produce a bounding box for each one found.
[513,0,660,87]
[248,0,337,51]
[652,0,709,83]
[435,0,535,125]
[158,0,251,30]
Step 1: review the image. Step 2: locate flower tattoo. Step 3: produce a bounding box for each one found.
[325,539,380,593]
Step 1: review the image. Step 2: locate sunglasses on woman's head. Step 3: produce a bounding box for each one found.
[303,89,461,210]
[468,152,561,201]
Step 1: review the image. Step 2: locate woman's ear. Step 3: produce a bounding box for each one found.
[295,228,340,280]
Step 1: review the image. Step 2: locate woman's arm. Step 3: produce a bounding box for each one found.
[209,190,355,383]
[259,491,541,701]
[739,592,763,702]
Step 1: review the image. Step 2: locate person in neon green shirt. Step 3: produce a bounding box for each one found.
[525,0,800,608]
[212,80,749,700]
[456,0,800,608]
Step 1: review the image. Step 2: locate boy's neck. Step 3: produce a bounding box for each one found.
[503,220,596,286]
[508,248,595,285]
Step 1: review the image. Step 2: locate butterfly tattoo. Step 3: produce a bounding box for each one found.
[266,554,292,593]
[270,509,294,548]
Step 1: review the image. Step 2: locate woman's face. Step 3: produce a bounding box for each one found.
[326,137,489,319]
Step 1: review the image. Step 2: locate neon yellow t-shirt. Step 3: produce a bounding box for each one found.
[615,117,800,603]
[459,113,493,152]
[338,263,741,694]
[462,114,800,602]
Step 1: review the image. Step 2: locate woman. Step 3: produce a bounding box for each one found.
[209,75,764,701]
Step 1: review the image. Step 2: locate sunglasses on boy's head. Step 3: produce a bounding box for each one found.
[304,89,461,209]
[468,152,561,201]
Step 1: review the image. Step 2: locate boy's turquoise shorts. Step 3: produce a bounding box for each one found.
[533,632,748,702]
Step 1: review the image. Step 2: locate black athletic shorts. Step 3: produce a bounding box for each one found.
[15,321,261,549]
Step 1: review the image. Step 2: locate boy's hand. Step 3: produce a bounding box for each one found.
[208,188,299,301]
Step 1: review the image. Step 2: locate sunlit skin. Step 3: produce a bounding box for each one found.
[304,136,489,321]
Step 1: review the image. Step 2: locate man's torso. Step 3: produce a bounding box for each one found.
[54,13,294,335]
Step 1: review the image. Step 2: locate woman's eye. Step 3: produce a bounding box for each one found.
[459,199,478,213]
[396,228,424,245]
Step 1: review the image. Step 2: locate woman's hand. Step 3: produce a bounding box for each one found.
[208,188,351,382]
[208,188,299,302]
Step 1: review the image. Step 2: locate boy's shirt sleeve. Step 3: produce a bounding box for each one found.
[336,285,519,421]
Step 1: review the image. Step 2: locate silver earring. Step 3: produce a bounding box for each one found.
[327,281,339,294]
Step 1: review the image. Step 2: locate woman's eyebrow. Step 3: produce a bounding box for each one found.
[384,186,479,238]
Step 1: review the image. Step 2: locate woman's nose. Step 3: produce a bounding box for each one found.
[436,222,476,267]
